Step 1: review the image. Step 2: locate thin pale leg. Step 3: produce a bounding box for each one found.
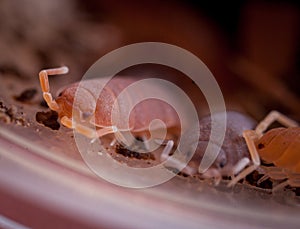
[232,157,251,175]
[257,174,270,185]
[114,129,134,146]
[154,138,169,146]
[61,116,116,139]
[272,180,290,192]
[160,141,197,176]
[271,172,300,192]
[161,140,196,175]
[161,140,174,159]
[92,121,133,144]
[160,140,175,161]
[39,66,69,111]
[229,165,259,187]
[110,138,117,147]
[214,176,222,186]
[288,173,300,188]
[228,130,261,187]
[118,134,149,152]
[255,110,299,137]
[141,135,150,151]
[257,170,287,185]
[97,126,118,138]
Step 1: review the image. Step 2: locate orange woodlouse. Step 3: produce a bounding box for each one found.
[228,110,300,190]
[38,66,180,146]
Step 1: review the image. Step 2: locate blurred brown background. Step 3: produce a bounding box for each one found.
[0,2,300,228]
[0,0,299,120]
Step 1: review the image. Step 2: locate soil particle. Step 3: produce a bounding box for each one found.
[36,110,60,130]
[0,100,26,125]
[115,143,155,160]
[14,88,37,102]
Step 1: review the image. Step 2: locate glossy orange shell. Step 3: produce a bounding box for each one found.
[256,127,300,173]
[55,77,180,133]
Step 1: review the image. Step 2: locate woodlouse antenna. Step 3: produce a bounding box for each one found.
[39,66,69,111]
[255,110,299,137]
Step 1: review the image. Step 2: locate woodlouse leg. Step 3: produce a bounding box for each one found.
[160,141,197,175]
[260,166,288,180]
[272,173,300,191]
[255,110,299,137]
[214,176,222,186]
[161,140,174,158]
[257,174,270,185]
[228,130,261,187]
[232,157,251,175]
[257,167,288,189]
[61,116,97,138]
[97,126,118,138]
[110,138,117,146]
[141,135,150,151]
[288,173,300,188]
[61,116,116,139]
[39,66,69,111]
[154,139,169,146]
[160,140,175,161]
[272,180,290,192]
[201,169,222,184]
[113,130,134,146]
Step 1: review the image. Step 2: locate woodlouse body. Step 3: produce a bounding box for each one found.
[57,78,180,132]
[229,111,300,190]
[161,111,257,183]
[162,110,300,190]
[39,66,180,140]
[256,127,300,173]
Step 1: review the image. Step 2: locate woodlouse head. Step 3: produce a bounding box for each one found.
[195,143,230,179]
[55,86,75,118]
[178,141,229,178]
[55,83,97,123]
[175,111,256,179]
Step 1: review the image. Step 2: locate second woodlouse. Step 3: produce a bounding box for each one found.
[161,111,257,185]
